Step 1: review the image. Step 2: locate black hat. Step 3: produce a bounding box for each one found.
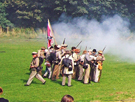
[93,49,97,52]
[71,47,76,50]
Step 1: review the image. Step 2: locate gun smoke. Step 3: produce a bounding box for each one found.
[52,14,135,62]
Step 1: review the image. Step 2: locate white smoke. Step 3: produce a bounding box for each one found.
[52,14,135,62]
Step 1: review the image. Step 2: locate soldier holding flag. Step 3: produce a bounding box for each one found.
[43,19,55,79]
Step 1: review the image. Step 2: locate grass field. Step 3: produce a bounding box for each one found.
[1,38,135,102]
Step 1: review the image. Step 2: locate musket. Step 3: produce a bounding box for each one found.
[76,41,82,48]
[102,46,106,52]
[80,46,82,51]
[63,38,66,44]
[85,46,87,51]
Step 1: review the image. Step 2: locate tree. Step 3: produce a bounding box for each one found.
[0,2,13,28]
[5,0,60,28]
[5,0,43,27]
[3,0,135,30]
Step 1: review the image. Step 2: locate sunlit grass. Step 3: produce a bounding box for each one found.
[0,38,135,102]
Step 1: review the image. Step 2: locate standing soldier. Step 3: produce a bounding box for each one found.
[60,44,68,75]
[94,50,105,82]
[37,46,46,75]
[91,49,97,56]
[72,49,80,79]
[60,44,68,57]
[51,45,62,80]
[59,50,74,87]
[38,46,46,60]
[24,52,46,86]
[71,47,76,54]
[78,50,87,81]
[43,46,54,79]
[90,49,97,81]
[83,49,96,84]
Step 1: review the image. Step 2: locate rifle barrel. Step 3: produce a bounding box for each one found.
[85,46,87,50]
[102,46,106,52]
[63,38,66,44]
[76,41,82,48]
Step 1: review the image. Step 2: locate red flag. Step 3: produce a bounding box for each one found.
[47,19,53,49]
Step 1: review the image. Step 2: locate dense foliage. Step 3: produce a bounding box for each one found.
[0,1,13,28]
[1,0,135,29]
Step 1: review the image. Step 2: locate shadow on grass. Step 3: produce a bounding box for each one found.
[25,72,30,75]
[51,79,76,87]
[73,78,84,83]
[51,79,62,85]
[21,79,28,83]
[21,79,40,84]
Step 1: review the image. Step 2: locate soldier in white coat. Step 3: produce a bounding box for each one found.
[59,50,74,87]
[78,50,87,81]
[83,49,96,84]
[72,49,80,79]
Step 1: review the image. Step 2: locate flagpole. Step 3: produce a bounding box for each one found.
[47,26,49,49]
[48,19,57,45]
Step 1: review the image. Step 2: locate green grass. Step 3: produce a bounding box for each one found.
[1,38,135,102]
